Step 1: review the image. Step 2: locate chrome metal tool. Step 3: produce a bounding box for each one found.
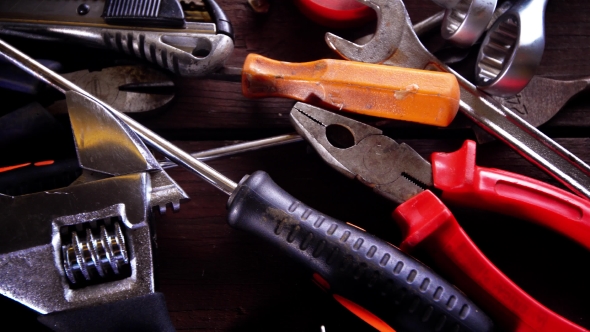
[0,0,234,77]
[476,0,548,96]
[0,61,187,331]
[406,3,575,128]
[324,0,590,201]
[440,0,497,47]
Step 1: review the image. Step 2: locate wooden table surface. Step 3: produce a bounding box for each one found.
[1,0,590,331]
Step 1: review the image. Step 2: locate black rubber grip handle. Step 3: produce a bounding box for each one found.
[204,0,234,39]
[37,292,175,332]
[227,171,493,332]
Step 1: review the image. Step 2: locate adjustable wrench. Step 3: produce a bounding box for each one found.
[0,76,188,331]
[324,0,590,200]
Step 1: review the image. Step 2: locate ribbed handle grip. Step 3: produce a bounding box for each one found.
[227,171,493,332]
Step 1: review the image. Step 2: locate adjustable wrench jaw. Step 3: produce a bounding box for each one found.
[290,102,433,204]
[0,90,187,319]
[0,174,155,314]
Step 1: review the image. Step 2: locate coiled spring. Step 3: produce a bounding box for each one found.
[61,218,129,285]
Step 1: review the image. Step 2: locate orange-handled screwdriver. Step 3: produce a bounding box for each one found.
[210,54,460,127]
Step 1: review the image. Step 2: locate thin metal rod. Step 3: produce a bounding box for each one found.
[0,38,238,195]
[159,134,304,169]
[413,10,444,36]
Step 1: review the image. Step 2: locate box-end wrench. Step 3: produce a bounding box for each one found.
[324,0,590,200]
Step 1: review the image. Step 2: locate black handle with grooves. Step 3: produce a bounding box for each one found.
[227,171,493,332]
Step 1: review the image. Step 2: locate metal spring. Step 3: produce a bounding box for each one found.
[62,220,129,284]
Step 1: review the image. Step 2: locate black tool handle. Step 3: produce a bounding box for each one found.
[37,292,175,332]
[103,0,185,28]
[204,0,234,39]
[227,171,493,332]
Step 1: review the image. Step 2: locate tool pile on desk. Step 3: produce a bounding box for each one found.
[0,0,588,331]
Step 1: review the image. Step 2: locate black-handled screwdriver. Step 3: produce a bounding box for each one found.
[0,38,493,332]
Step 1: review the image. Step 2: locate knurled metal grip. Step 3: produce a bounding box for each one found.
[227,171,493,332]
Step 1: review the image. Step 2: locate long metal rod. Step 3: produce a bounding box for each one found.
[159,134,304,169]
[0,38,239,195]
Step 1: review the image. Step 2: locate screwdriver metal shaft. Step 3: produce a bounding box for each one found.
[0,38,238,195]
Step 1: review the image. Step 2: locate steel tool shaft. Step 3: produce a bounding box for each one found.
[0,38,237,195]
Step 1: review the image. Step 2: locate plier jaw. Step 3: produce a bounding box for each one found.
[290,102,433,204]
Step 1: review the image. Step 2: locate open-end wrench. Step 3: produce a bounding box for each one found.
[324,0,590,201]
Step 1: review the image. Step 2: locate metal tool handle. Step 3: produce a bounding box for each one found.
[227,171,493,332]
[431,140,590,251]
[0,22,234,77]
[393,190,587,332]
[37,292,175,332]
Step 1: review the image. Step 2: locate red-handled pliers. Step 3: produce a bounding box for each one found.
[290,101,589,332]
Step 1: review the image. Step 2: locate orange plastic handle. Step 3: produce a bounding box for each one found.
[242,53,460,127]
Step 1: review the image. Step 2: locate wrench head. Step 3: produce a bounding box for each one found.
[441,0,498,47]
[290,102,433,204]
[325,0,409,64]
[475,0,547,96]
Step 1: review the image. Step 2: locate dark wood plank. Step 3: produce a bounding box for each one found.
[2,0,590,331]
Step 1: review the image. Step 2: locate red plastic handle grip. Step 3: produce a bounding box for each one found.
[293,0,375,28]
[392,190,587,332]
[431,140,590,251]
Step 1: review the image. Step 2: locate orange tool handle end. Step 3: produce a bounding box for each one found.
[242,54,460,127]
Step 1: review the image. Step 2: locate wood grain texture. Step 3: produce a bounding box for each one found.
[1,0,590,331]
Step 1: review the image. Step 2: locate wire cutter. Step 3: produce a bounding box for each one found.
[290,102,590,332]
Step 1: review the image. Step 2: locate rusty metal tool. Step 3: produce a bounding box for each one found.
[290,102,590,332]
[0,0,234,77]
[493,75,590,127]
[0,37,494,332]
[324,0,590,201]
[0,62,175,114]
[47,65,175,115]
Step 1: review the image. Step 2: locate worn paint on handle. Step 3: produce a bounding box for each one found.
[242,54,460,127]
